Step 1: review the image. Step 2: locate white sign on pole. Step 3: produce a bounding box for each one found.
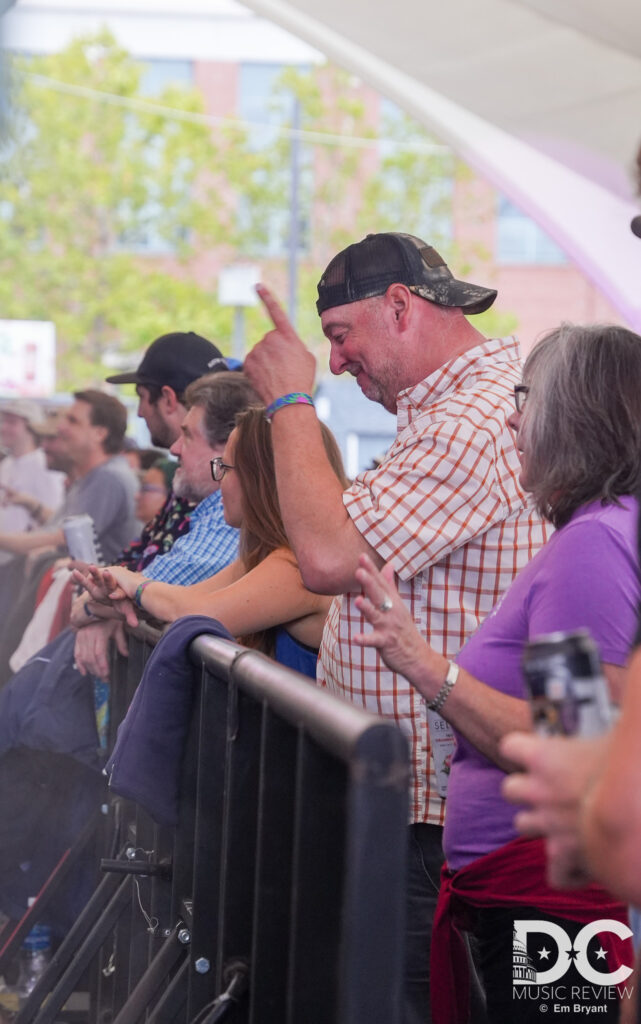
[0,320,56,397]
[218,264,261,307]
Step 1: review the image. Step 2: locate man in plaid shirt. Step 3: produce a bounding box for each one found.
[245,232,548,1023]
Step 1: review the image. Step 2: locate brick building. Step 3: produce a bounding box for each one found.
[3,0,625,469]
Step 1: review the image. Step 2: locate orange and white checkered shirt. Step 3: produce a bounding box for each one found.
[317,336,550,824]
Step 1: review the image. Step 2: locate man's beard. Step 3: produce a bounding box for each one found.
[172,468,207,504]
[149,425,175,449]
[352,372,397,414]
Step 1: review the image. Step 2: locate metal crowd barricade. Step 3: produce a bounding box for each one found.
[10,625,409,1024]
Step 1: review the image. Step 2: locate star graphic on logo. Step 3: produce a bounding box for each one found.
[538,947,551,960]
[566,948,579,962]
[594,947,607,961]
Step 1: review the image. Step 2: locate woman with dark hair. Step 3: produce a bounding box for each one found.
[76,406,348,678]
[134,458,177,526]
[353,323,641,1023]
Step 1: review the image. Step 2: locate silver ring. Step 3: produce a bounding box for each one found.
[378,595,393,613]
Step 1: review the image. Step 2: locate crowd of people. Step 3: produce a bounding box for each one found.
[1,144,641,1022]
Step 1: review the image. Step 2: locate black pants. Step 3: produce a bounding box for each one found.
[404,826,488,1024]
[404,824,445,1024]
[470,906,624,1023]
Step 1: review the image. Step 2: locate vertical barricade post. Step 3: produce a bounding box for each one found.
[18,627,408,1024]
[184,636,409,1024]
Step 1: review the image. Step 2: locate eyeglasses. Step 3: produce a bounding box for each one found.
[210,457,235,482]
[513,385,529,414]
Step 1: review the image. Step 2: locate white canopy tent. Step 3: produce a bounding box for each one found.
[2,0,640,326]
[238,0,641,329]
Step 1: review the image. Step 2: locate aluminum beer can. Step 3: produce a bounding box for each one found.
[62,514,100,564]
[522,629,613,737]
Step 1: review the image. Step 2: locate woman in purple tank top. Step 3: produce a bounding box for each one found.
[354,323,641,1023]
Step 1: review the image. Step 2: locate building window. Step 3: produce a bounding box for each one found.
[377,98,453,244]
[138,59,194,96]
[496,196,567,265]
[115,61,194,254]
[237,62,312,257]
[238,63,292,148]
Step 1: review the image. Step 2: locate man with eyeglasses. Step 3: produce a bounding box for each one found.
[244,232,550,1024]
[0,368,258,926]
[70,331,248,680]
[141,371,251,583]
[71,371,257,679]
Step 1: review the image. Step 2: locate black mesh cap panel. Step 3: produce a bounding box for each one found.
[316,232,496,316]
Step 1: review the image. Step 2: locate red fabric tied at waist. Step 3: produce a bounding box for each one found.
[430,836,632,1024]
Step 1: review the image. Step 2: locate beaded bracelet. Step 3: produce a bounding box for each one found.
[134,580,153,609]
[264,392,314,422]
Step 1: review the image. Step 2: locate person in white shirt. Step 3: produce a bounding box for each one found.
[0,400,65,556]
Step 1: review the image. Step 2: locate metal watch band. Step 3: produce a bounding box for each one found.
[427,661,459,713]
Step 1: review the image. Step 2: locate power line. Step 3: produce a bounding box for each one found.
[22,71,449,155]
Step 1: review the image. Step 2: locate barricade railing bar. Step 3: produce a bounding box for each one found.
[9,625,409,1024]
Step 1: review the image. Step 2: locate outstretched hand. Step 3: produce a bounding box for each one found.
[72,564,140,628]
[353,554,443,690]
[243,284,317,405]
[72,564,115,604]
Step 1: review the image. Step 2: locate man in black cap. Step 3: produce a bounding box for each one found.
[70,331,232,679]
[244,233,549,1023]
[106,331,228,449]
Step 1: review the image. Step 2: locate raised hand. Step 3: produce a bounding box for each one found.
[243,284,317,405]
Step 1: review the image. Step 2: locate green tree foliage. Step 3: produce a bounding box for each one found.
[0,30,253,386]
[241,65,512,351]
[0,34,511,388]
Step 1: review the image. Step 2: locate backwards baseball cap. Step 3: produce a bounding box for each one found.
[105,332,228,394]
[316,232,497,316]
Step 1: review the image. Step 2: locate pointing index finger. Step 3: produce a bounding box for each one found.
[256,284,296,337]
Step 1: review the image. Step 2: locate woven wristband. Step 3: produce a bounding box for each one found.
[264,392,314,422]
[134,580,153,609]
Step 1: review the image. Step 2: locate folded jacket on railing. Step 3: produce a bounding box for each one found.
[0,627,101,767]
[104,614,234,826]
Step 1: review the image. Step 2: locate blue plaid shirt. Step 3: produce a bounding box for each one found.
[144,490,238,586]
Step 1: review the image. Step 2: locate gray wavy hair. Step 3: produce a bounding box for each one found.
[519,322,641,527]
[184,371,259,447]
